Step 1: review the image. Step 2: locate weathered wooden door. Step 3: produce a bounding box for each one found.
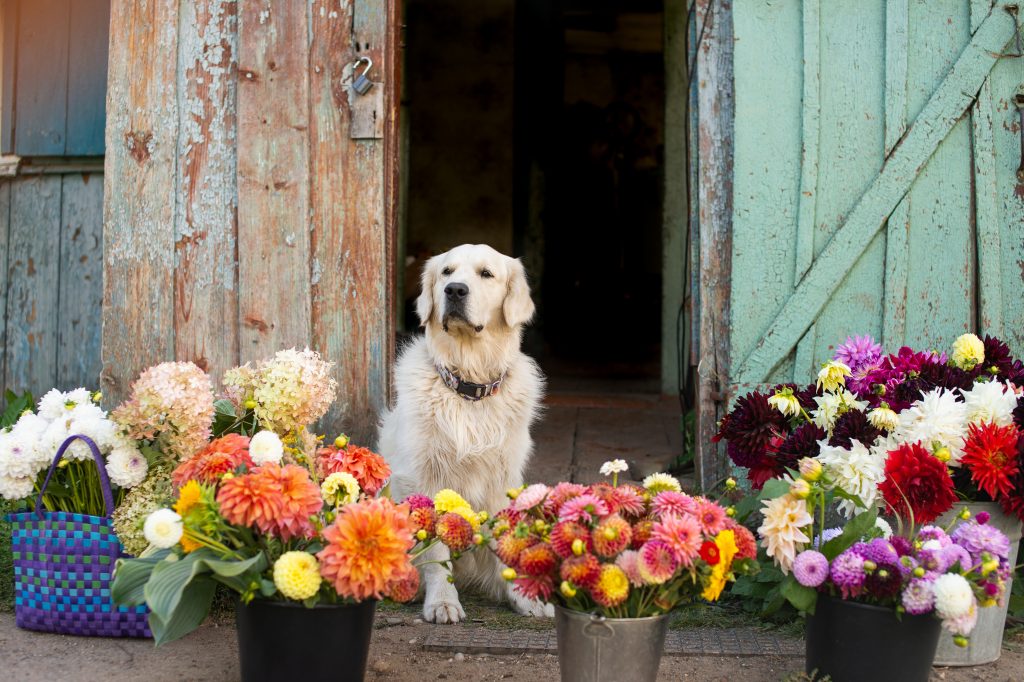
[694,0,1023,486]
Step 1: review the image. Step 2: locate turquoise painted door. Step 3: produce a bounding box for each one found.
[728,0,1023,391]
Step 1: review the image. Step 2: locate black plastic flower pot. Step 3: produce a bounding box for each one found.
[805,594,940,682]
[235,599,376,682]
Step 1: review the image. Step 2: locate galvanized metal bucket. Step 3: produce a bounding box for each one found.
[554,607,669,682]
[933,502,1022,667]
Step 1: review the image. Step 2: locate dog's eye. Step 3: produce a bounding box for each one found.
[480,269,493,279]
[441,267,452,276]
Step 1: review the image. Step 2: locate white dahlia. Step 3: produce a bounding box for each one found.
[961,380,1017,427]
[893,389,968,464]
[816,438,885,518]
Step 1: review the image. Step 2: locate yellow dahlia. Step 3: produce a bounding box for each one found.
[642,473,682,494]
[173,480,203,517]
[321,471,361,507]
[816,360,852,392]
[591,564,630,608]
[951,333,985,370]
[434,489,470,514]
[701,529,738,601]
[274,551,322,600]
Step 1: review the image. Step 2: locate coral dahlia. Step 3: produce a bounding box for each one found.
[592,515,632,557]
[559,553,601,588]
[435,512,474,551]
[172,434,253,487]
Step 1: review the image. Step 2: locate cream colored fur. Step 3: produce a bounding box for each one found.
[378,244,552,623]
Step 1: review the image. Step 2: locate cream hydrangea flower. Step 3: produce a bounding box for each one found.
[816,438,886,518]
[274,551,322,600]
[894,389,968,464]
[951,333,985,370]
[143,508,183,549]
[642,472,682,493]
[816,360,852,392]
[758,494,813,574]
[249,430,285,466]
[961,380,1017,427]
[321,471,361,506]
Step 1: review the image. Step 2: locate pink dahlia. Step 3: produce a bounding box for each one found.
[652,491,697,518]
[615,550,645,587]
[514,483,551,511]
[638,540,679,584]
[694,498,727,536]
[651,513,702,566]
[557,494,609,525]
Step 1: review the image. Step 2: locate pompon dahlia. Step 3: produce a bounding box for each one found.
[591,564,630,607]
[403,494,434,511]
[172,434,253,487]
[902,578,936,615]
[852,538,900,566]
[879,442,956,524]
[435,512,474,551]
[723,518,758,560]
[387,563,421,603]
[558,494,608,524]
[652,513,702,566]
[496,532,535,568]
[792,550,829,587]
[519,543,558,576]
[593,515,632,557]
[260,463,323,541]
[273,551,322,600]
[638,540,680,584]
[316,444,390,495]
[830,550,867,598]
[544,482,588,515]
[550,521,592,558]
[560,553,601,588]
[714,391,788,453]
[631,518,654,549]
[864,563,903,600]
[694,499,727,536]
[514,574,554,602]
[615,550,645,587]
[410,506,437,535]
[829,409,882,450]
[652,490,697,518]
[961,421,1020,499]
[317,498,415,601]
[216,469,285,535]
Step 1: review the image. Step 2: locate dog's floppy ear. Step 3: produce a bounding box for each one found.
[415,256,440,327]
[503,258,535,328]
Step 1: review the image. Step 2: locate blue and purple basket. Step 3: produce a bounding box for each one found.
[7,434,151,637]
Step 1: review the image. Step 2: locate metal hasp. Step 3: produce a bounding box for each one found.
[352,57,374,95]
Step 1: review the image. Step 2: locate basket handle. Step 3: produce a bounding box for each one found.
[35,435,115,518]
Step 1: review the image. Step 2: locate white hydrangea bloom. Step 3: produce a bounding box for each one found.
[961,380,1017,427]
[893,389,968,464]
[106,445,149,488]
[0,474,34,500]
[816,438,885,518]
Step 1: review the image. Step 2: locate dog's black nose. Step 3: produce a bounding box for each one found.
[444,282,469,301]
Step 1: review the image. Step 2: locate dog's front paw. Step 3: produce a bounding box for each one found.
[424,598,466,624]
[508,588,555,618]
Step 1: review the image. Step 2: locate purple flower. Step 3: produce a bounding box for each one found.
[952,521,1011,561]
[901,579,936,615]
[853,538,900,566]
[897,555,919,578]
[941,545,973,572]
[983,581,1000,597]
[831,551,867,597]
[917,526,951,546]
[917,548,949,574]
[814,527,844,549]
[976,511,991,525]
[834,335,884,374]
[793,550,829,587]
[890,535,913,557]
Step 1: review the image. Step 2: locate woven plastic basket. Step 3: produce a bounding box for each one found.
[7,434,151,637]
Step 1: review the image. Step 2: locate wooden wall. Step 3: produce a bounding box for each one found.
[0,173,104,397]
[102,0,399,443]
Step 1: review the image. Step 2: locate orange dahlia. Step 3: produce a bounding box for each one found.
[317,444,391,495]
[172,434,253,487]
[436,512,474,551]
[387,563,421,603]
[593,515,632,558]
[216,469,285,535]
[259,463,323,541]
[318,498,415,601]
[496,532,535,568]
[962,422,1020,499]
[559,553,601,588]
[723,518,758,560]
[519,543,557,576]
[550,521,592,558]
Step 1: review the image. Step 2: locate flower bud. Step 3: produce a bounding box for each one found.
[334,434,349,449]
[416,529,428,541]
[934,446,951,463]
[507,488,520,500]
[571,539,585,556]
[862,560,877,572]
[534,519,548,533]
[726,507,736,518]
[222,472,235,481]
[789,479,811,500]
[473,533,484,546]
[958,507,971,521]
[447,574,455,583]
[91,391,102,403]
[560,581,577,598]
[477,511,489,522]
[982,559,999,576]
[798,458,822,482]
[953,635,969,648]
[912,567,925,578]
[976,511,990,525]
[725,478,737,490]
[244,399,258,410]
[501,567,517,581]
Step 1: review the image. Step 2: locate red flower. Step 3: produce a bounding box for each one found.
[879,442,956,525]
[699,541,720,565]
[961,422,1020,499]
[172,434,253,487]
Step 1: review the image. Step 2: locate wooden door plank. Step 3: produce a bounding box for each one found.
[174,0,239,382]
[310,0,396,442]
[236,0,311,363]
[882,0,910,349]
[6,176,60,395]
[1,0,17,154]
[101,0,180,403]
[735,6,1015,383]
[66,0,110,156]
[0,181,9,392]
[58,173,103,389]
[14,0,70,155]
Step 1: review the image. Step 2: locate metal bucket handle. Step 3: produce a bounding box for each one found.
[581,613,615,640]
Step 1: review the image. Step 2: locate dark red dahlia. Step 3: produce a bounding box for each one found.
[891,363,973,409]
[1013,396,1024,432]
[997,437,1024,523]
[770,382,820,411]
[829,410,883,449]
[879,442,956,524]
[713,392,787,453]
[863,562,903,600]
[777,423,826,467]
[977,336,1024,384]
[889,535,912,557]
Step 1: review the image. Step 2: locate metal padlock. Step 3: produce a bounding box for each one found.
[352,57,374,96]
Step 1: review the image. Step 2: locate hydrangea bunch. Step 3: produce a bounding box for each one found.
[788,514,1011,647]
[485,467,759,617]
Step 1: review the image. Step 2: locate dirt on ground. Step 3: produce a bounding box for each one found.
[2,610,1024,682]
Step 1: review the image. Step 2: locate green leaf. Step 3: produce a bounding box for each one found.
[830,487,866,510]
[733,494,761,523]
[762,585,787,615]
[111,549,171,606]
[821,507,878,561]
[259,578,277,597]
[780,574,818,614]
[148,576,217,645]
[757,478,791,501]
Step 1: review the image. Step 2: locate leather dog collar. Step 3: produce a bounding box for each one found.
[436,365,505,401]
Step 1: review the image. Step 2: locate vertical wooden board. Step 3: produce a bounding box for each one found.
[66,0,110,156]
[14,0,70,155]
[174,0,239,383]
[236,0,311,362]
[310,0,395,442]
[101,0,180,403]
[805,0,886,371]
[903,0,974,348]
[6,176,60,395]
[729,0,802,384]
[0,181,9,391]
[57,173,103,389]
[1,0,17,153]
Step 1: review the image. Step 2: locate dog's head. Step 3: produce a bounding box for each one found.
[416,244,535,336]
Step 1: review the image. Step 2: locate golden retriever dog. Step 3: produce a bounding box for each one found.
[378,243,552,623]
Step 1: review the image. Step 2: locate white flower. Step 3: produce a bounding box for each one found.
[12,412,48,440]
[961,380,1017,427]
[0,430,42,478]
[106,445,149,488]
[933,573,974,619]
[894,389,968,464]
[68,417,117,452]
[875,517,893,539]
[812,390,867,433]
[37,388,68,421]
[321,471,361,506]
[68,401,106,423]
[921,539,943,552]
[817,361,852,392]
[599,459,628,476]
[38,420,69,463]
[143,508,183,549]
[768,390,802,417]
[642,472,682,493]
[249,430,284,466]
[867,405,899,431]
[816,439,885,518]
[0,474,34,500]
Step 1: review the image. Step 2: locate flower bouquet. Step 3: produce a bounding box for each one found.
[487,464,758,682]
